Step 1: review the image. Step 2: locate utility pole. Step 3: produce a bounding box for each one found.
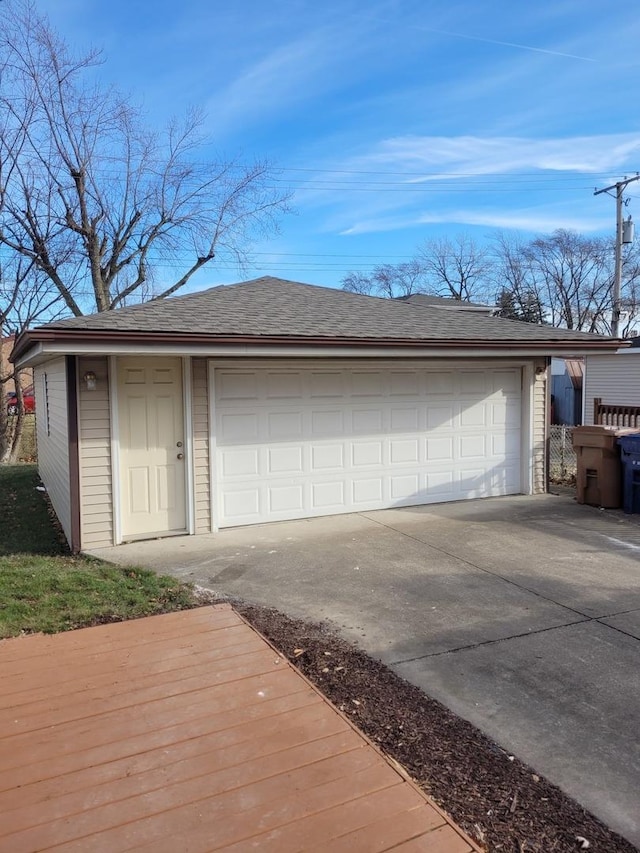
[594,174,640,337]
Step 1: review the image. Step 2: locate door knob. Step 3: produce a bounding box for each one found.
[176,441,183,447]
[177,453,184,460]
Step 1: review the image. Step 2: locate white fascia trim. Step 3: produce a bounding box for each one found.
[20,341,623,362]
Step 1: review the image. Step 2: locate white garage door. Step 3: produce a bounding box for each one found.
[213,366,522,527]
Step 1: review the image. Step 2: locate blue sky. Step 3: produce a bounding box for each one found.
[37,0,640,291]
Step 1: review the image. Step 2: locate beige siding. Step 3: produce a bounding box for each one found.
[78,356,113,549]
[583,353,640,424]
[532,358,549,494]
[34,358,72,545]
[192,358,211,533]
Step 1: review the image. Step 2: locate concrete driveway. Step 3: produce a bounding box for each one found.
[89,493,640,848]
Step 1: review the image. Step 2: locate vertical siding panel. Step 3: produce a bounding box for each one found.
[531,358,548,494]
[583,353,640,424]
[34,359,72,545]
[78,356,113,548]
[191,358,211,533]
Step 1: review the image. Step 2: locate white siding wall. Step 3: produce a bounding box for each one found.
[192,358,211,533]
[34,358,72,545]
[583,353,640,424]
[78,356,113,548]
[532,358,549,494]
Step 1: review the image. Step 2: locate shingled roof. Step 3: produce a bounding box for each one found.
[13,276,622,360]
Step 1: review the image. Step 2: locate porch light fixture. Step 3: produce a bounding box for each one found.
[83,371,97,391]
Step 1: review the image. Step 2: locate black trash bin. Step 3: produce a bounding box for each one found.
[618,434,640,513]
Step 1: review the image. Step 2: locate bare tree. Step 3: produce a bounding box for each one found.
[520,230,615,332]
[417,234,494,302]
[0,256,61,462]
[0,0,290,318]
[492,232,544,323]
[342,260,427,299]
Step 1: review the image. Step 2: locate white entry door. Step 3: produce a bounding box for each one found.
[213,365,523,528]
[117,358,186,539]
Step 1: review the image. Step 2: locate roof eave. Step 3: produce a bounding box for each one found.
[12,327,627,366]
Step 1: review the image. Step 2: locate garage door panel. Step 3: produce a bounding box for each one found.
[353,478,384,504]
[312,481,345,509]
[269,484,304,513]
[390,371,420,395]
[390,439,420,464]
[266,372,303,398]
[352,371,385,396]
[493,370,521,393]
[352,441,383,466]
[311,444,344,470]
[311,409,344,436]
[390,407,420,431]
[220,412,258,441]
[390,474,420,501]
[460,402,487,428]
[222,488,260,521]
[221,448,259,477]
[426,436,454,461]
[426,405,453,429]
[214,366,522,527]
[425,470,455,496]
[459,371,487,394]
[310,372,344,397]
[217,371,259,400]
[427,371,455,393]
[267,446,303,473]
[267,411,303,439]
[353,408,383,434]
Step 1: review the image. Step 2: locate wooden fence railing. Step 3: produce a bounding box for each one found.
[594,398,640,428]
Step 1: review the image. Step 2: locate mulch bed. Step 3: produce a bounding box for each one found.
[230,601,637,853]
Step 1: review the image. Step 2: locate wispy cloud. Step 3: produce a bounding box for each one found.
[205,34,337,133]
[340,208,611,236]
[413,26,597,63]
[350,133,640,178]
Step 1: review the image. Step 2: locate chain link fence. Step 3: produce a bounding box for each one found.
[549,424,576,484]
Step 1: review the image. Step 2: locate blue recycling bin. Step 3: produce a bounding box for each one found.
[618,434,640,514]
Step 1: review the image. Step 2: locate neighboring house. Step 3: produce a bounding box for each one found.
[1,333,33,394]
[551,357,583,425]
[11,276,620,553]
[583,346,640,424]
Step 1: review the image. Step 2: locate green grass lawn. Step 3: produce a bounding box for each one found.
[0,465,199,638]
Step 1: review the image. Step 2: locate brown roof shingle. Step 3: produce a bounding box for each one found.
[33,276,617,345]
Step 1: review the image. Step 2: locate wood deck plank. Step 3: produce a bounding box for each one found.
[0,687,320,794]
[1,728,367,837]
[0,606,238,666]
[391,824,475,852]
[220,787,444,853]
[0,627,263,706]
[0,701,345,813]
[0,668,311,773]
[0,606,480,853]
[305,803,451,853]
[59,766,402,853]
[1,646,287,736]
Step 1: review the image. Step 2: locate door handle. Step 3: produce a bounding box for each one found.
[177,453,184,460]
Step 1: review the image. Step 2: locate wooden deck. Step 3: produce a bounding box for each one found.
[0,605,480,852]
